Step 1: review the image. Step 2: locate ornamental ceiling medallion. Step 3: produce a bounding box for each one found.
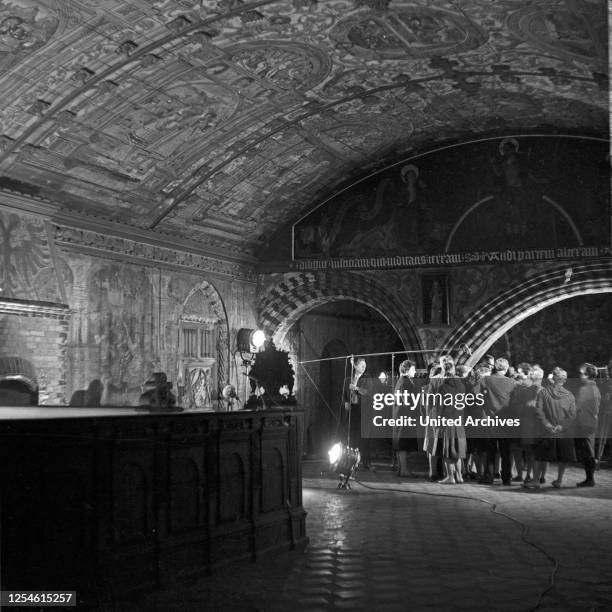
[0,0,63,71]
[330,6,487,59]
[507,3,607,64]
[225,41,333,91]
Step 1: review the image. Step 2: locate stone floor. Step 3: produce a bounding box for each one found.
[130,459,612,612]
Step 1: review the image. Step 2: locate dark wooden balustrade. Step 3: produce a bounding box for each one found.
[0,408,307,606]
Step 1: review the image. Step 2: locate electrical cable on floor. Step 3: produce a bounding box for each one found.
[353,477,558,612]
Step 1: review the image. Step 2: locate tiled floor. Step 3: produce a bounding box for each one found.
[131,460,612,612]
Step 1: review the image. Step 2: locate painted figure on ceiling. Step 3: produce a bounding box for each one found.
[489,138,545,244]
[0,3,58,68]
[541,9,595,57]
[297,163,436,258]
[339,163,436,255]
[398,164,434,252]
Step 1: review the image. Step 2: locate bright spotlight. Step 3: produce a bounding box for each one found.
[327,442,360,490]
[237,328,266,352]
[328,442,343,464]
[251,329,266,349]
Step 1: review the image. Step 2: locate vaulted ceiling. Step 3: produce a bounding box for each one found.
[0,0,607,262]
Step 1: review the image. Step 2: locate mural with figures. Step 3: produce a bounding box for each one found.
[0,209,64,301]
[293,136,609,260]
[0,208,256,407]
[0,1,606,260]
[87,265,156,405]
[62,263,235,408]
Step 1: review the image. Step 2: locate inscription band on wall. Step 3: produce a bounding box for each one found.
[294,246,609,271]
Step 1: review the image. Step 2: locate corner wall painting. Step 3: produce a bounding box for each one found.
[292,136,610,268]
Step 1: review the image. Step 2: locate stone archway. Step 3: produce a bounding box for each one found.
[258,272,424,362]
[446,261,612,366]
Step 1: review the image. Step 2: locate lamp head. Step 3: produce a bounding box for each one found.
[251,329,266,348]
[237,328,266,352]
[327,442,360,476]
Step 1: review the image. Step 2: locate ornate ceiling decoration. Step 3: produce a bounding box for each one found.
[0,0,607,261]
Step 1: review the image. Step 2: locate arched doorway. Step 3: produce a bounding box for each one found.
[258,271,424,363]
[0,357,38,406]
[290,300,406,459]
[0,380,37,406]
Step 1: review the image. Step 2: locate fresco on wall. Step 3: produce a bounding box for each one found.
[0,209,64,301]
[293,136,609,261]
[488,294,611,375]
[88,264,155,405]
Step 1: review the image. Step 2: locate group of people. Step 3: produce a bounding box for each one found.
[343,353,610,488]
[394,354,609,488]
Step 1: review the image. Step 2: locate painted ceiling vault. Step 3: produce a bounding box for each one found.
[0,0,607,262]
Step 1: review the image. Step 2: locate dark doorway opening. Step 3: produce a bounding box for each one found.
[0,380,38,406]
[293,299,407,459]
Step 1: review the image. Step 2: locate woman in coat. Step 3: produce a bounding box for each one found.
[525,367,576,489]
[437,356,467,484]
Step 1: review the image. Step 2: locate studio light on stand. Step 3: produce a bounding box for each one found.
[328,442,361,490]
[236,328,266,404]
[327,354,363,489]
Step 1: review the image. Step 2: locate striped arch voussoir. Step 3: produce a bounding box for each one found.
[449,261,612,366]
[258,272,424,362]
